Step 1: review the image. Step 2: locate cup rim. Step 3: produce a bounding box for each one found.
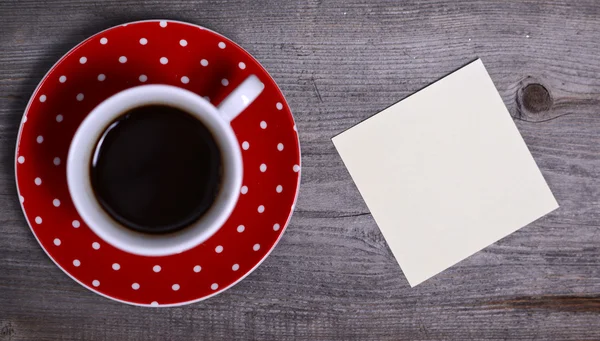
[66,85,243,256]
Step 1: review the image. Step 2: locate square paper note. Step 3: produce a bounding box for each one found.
[332,59,558,287]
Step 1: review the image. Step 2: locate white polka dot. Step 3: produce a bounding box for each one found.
[172,284,180,291]
[180,39,188,46]
[132,283,140,290]
[119,56,127,63]
[92,242,100,250]
[139,38,148,45]
[34,177,42,186]
[153,265,161,273]
[242,141,249,150]
[72,220,80,228]
[211,283,219,290]
[215,245,223,253]
[79,56,87,64]
[35,216,42,224]
[193,265,201,273]
[293,164,300,172]
[92,280,100,287]
[73,259,81,267]
[53,199,60,207]
[260,164,267,172]
[276,185,283,193]
[253,243,261,251]
[139,74,147,82]
[53,157,61,166]
[200,59,208,66]
[218,42,226,49]
[273,223,281,231]
[260,121,267,129]
[59,75,67,83]
[53,238,61,246]
[17,156,24,164]
[100,37,108,45]
[36,135,43,144]
[293,124,297,131]
[56,114,63,122]
[240,185,248,194]
[221,79,229,86]
[151,301,159,306]
[232,264,239,271]
[160,20,167,27]
[237,225,245,233]
[181,76,189,84]
[98,74,106,81]
[112,263,120,270]
[19,195,24,203]
[277,143,284,151]
[76,93,84,101]
[22,116,27,123]
[160,57,168,64]
[258,205,265,213]
[276,102,283,110]
[39,95,46,102]
[238,62,246,69]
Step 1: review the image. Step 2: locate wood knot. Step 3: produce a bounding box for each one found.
[0,321,16,338]
[521,83,552,113]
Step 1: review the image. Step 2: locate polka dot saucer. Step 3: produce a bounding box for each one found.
[15,20,300,307]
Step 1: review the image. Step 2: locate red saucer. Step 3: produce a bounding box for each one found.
[15,20,300,306]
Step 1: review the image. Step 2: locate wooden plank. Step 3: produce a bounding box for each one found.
[1,0,600,339]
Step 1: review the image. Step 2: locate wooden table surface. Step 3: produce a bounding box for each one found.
[1,0,599,340]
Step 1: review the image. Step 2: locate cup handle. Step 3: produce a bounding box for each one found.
[217,75,265,123]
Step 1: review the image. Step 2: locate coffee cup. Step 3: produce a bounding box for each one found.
[67,75,264,256]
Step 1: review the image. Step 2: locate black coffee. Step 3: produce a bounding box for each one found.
[91,105,223,234]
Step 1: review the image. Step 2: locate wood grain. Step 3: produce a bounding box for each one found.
[1,0,600,340]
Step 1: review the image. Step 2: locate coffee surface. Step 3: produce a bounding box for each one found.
[91,105,222,234]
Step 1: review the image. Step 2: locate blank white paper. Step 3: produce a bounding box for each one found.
[332,59,558,287]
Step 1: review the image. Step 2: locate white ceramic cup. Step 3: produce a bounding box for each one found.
[67,75,264,256]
